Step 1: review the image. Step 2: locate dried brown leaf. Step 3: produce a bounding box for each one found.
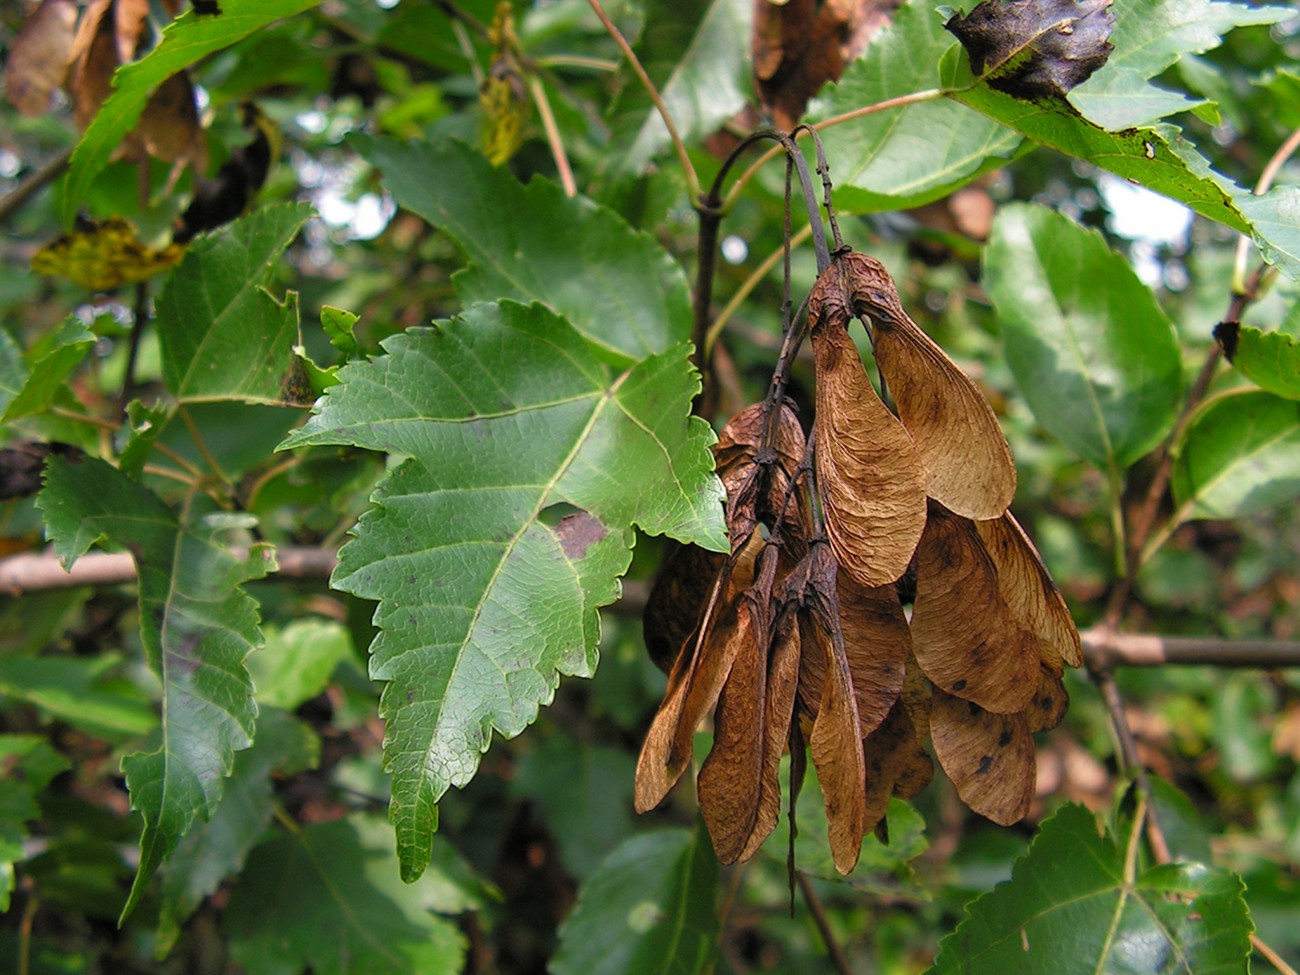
[862,698,933,837]
[910,504,1040,714]
[114,0,151,61]
[973,512,1082,672]
[136,71,207,168]
[930,689,1034,825]
[634,533,762,812]
[69,0,118,131]
[811,263,927,588]
[844,251,1015,520]
[716,401,807,545]
[5,0,78,117]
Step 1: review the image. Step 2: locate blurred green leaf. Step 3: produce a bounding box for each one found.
[1221,323,1300,400]
[930,804,1252,975]
[224,814,470,975]
[2,318,95,422]
[819,2,1023,213]
[281,300,725,881]
[247,619,351,711]
[0,735,70,911]
[156,202,312,404]
[1214,674,1278,783]
[61,0,323,225]
[551,825,719,975]
[1239,187,1300,283]
[985,203,1182,473]
[1171,389,1300,521]
[352,136,691,364]
[38,455,276,920]
[0,655,157,739]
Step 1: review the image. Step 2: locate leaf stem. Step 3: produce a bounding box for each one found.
[585,0,698,199]
[797,871,853,975]
[119,282,150,411]
[1252,933,1300,975]
[178,406,232,488]
[528,75,577,197]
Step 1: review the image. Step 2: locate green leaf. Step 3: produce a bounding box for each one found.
[281,300,725,881]
[37,456,276,920]
[0,736,70,912]
[321,305,360,357]
[156,202,313,404]
[551,825,720,975]
[818,2,1024,212]
[1220,323,1300,399]
[984,203,1182,472]
[155,708,319,955]
[512,736,636,880]
[61,0,323,225]
[929,804,1253,975]
[352,136,691,364]
[0,655,157,739]
[2,318,96,422]
[616,0,752,174]
[1238,187,1300,283]
[118,400,172,480]
[247,619,352,711]
[0,328,26,416]
[1171,389,1300,521]
[224,815,470,975]
[1068,0,1291,129]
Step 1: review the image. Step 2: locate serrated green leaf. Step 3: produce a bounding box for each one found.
[616,0,752,174]
[281,300,725,880]
[512,736,636,880]
[818,2,1024,212]
[155,707,319,955]
[1239,187,1300,283]
[118,400,172,480]
[321,305,360,357]
[223,814,470,975]
[352,136,691,364]
[61,0,323,225]
[985,203,1182,473]
[248,619,351,711]
[1068,0,1291,129]
[0,655,157,739]
[1222,323,1300,399]
[37,456,276,920]
[3,318,96,421]
[0,736,71,912]
[551,825,720,975]
[929,804,1252,975]
[1171,389,1300,521]
[156,202,313,404]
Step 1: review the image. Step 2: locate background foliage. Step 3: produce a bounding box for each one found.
[2,0,1299,973]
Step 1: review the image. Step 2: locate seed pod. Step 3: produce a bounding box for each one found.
[973,512,1082,673]
[843,251,1016,520]
[930,689,1035,825]
[810,261,927,589]
[715,401,807,546]
[910,503,1041,714]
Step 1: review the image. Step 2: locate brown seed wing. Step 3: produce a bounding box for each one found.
[811,316,927,588]
[843,251,1015,520]
[1025,667,1069,733]
[4,0,77,117]
[930,689,1034,825]
[642,542,727,674]
[910,505,1040,714]
[862,698,934,837]
[974,513,1082,672]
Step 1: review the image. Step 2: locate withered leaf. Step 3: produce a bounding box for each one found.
[910,503,1040,714]
[753,0,897,129]
[930,689,1034,825]
[69,0,118,131]
[4,0,77,117]
[844,251,1015,520]
[810,261,927,588]
[643,541,727,673]
[136,72,207,169]
[946,0,1115,100]
[973,512,1082,673]
[31,216,182,291]
[715,400,807,547]
[862,697,932,837]
[634,532,763,813]
[798,567,909,739]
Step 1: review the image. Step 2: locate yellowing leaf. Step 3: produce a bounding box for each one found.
[31,217,181,291]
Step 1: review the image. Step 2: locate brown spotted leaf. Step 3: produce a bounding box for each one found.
[973,512,1082,673]
[930,689,1034,825]
[810,262,927,588]
[4,0,78,116]
[910,504,1040,714]
[31,217,182,291]
[844,251,1015,520]
[946,0,1115,100]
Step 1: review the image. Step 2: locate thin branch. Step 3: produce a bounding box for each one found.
[796,872,853,975]
[0,146,74,227]
[585,0,698,198]
[529,75,577,197]
[1081,629,1300,669]
[1253,933,1300,975]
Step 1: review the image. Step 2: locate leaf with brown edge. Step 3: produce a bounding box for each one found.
[698,543,780,863]
[946,0,1115,101]
[930,690,1034,825]
[862,697,933,839]
[798,569,908,739]
[634,533,763,813]
[1024,666,1069,733]
[643,541,727,674]
[910,504,1040,714]
[4,0,77,117]
[810,263,927,589]
[844,251,1015,520]
[973,512,1082,673]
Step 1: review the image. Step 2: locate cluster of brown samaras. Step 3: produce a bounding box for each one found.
[636,250,1082,875]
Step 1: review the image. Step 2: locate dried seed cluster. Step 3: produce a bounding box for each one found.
[638,250,1081,875]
